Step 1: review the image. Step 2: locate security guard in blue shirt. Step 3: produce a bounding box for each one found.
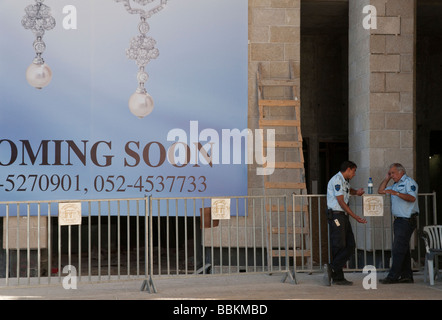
[324,161,367,286]
[378,163,419,284]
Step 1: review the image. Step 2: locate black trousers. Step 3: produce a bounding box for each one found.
[386,215,417,280]
[328,212,355,280]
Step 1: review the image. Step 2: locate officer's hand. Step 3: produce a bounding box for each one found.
[356,188,365,196]
[356,216,367,224]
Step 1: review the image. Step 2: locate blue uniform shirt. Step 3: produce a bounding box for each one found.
[385,174,419,218]
[327,172,350,211]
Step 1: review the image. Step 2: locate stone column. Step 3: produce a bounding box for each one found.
[349,0,416,250]
[248,0,301,196]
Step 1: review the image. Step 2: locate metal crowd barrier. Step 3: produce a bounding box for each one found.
[292,192,438,274]
[144,195,296,288]
[0,192,437,288]
[0,197,149,287]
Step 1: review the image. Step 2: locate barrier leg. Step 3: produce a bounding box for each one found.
[140,276,157,293]
[281,270,297,285]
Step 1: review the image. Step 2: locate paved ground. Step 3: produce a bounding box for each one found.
[0,271,439,318]
[0,271,440,301]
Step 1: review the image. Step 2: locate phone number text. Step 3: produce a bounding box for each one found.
[0,174,208,194]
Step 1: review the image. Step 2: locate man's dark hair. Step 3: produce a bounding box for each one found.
[340,160,357,173]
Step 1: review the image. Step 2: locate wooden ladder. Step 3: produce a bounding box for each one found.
[257,62,311,270]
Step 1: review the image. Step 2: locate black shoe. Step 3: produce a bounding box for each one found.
[398,277,414,283]
[333,279,353,286]
[380,277,399,284]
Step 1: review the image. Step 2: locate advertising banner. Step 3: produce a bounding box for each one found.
[0,0,248,214]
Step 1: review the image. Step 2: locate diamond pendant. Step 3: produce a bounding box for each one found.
[22,0,56,89]
[115,0,168,118]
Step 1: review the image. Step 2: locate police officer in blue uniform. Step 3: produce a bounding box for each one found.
[324,161,367,286]
[378,163,419,284]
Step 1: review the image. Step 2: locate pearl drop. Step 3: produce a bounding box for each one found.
[128,91,154,118]
[26,62,52,89]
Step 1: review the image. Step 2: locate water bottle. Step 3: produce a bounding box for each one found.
[368,177,373,194]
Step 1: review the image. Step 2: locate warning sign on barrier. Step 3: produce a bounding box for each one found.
[211,198,231,220]
[59,202,82,226]
[363,195,384,217]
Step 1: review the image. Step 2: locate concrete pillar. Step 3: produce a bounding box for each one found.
[349,0,416,250]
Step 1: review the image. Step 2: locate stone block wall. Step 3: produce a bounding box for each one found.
[3,216,48,249]
[349,0,416,249]
[248,0,301,196]
[350,0,416,189]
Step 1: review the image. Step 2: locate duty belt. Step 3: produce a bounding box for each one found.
[395,213,418,220]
